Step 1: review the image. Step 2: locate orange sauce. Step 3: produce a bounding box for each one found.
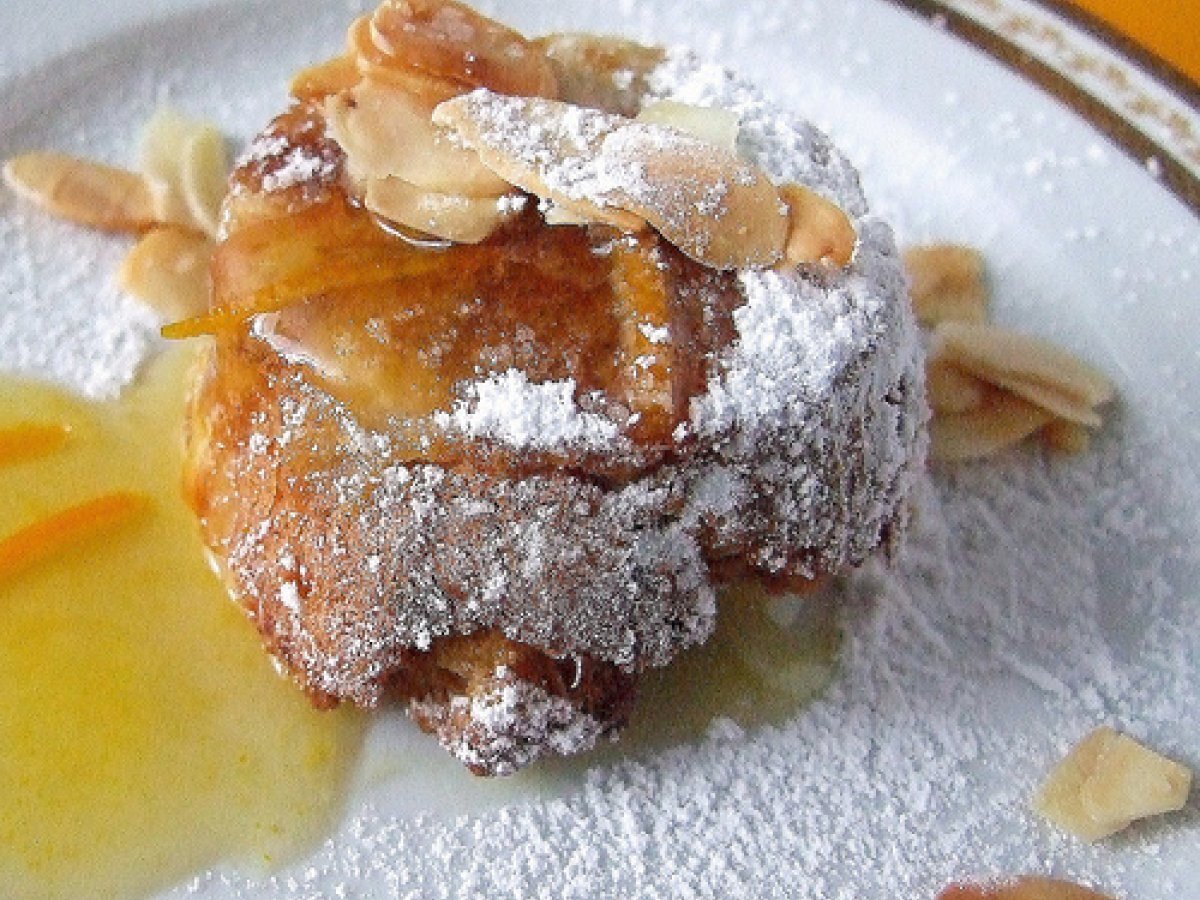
[0,346,364,900]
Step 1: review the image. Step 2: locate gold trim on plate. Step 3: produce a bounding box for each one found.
[885,0,1200,214]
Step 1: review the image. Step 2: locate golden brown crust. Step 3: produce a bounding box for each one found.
[184,10,925,774]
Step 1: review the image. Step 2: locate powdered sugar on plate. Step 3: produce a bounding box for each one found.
[2,0,1197,898]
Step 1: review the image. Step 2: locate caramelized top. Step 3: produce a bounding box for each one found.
[215,105,738,475]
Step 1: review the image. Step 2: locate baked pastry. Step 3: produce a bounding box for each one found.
[182,0,926,775]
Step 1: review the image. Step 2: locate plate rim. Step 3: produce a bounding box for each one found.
[886,0,1200,215]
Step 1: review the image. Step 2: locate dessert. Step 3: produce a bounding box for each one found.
[180,0,926,774]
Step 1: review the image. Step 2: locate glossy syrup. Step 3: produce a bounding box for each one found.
[0,340,840,897]
[0,347,364,900]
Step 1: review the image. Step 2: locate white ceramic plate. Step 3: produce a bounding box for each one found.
[2,1,1197,897]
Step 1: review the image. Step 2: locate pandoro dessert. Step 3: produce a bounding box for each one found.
[181,0,926,775]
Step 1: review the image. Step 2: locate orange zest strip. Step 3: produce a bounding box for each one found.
[161,295,297,340]
[162,194,465,340]
[0,423,71,467]
[0,491,152,584]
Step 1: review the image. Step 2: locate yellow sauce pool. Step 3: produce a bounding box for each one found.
[0,347,364,900]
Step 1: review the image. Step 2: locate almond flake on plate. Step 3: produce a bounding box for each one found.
[932,321,1114,427]
[1033,726,1193,841]
[925,357,989,415]
[2,152,156,233]
[1039,419,1092,455]
[904,243,988,325]
[139,107,229,238]
[938,876,1115,900]
[929,390,1054,462]
[117,226,214,320]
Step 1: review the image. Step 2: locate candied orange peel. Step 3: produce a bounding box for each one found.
[0,491,151,584]
[0,423,71,468]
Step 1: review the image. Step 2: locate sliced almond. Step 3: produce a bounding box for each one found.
[347,15,463,105]
[535,33,666,116]
[938,876,1114,900]
[778,182,856,267]
[364,176,519,243]
[139,107,228,237]
[926,358,988,414]
[180,127,229,239]
[1078,730,1192,831]
[325,79,510,198]
[368,0,557,99]
[433,91,794,270]
[1040,419,1091,455]
[904,244,988,326]
[635,101,739,154]
[929,390,1053,462]
[1033,727,1192,841]
[139,108,202,227]
[3,153,156,233]
[933,322,1114,427]
[117,226,213,320]
[290,54,362,102]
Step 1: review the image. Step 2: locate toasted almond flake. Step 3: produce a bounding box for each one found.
[433,90,793,269]
[368,0,558,99]
[904,244,988,325]
[3,153,156,233]
[937,876,1115,900]
[933,321,1114,423]
[364,176,518,243]
[117,226,213,320]
[325,80,511,199]
[635,101,739,153]
[139,107,228,236]
[1033,727,1193,841]
[289,54,362,101]
[778,182,856,267]
[347,15,463,105]
[180,128,229,239]
[1040,419,1091,455]
[926,358,988,414]
[535,33,666,116]
[929,391,1053,462]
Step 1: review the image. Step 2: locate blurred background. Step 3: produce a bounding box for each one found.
[1068,0,1199,83]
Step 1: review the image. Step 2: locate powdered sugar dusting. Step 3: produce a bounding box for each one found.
[433,370,626,453]
[179,418,1200,900]
[3,0,1197,897]
[201,52,922,710]
[413,665,610,776]
[0,199,161,399]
